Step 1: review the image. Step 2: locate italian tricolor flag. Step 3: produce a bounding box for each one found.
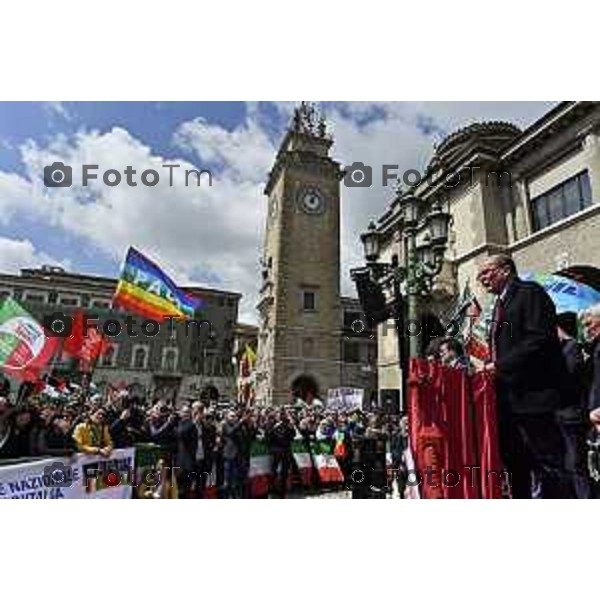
[0,297,59,381]
[311,441,344,484]
[292,437,313,487]
[249,439,272,498]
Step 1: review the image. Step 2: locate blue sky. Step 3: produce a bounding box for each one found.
[0,101,556,322]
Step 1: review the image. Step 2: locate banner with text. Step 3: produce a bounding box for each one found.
[326,387,364,411]
[0,448,135,499]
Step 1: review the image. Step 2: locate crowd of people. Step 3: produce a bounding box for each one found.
[0,377,406,499]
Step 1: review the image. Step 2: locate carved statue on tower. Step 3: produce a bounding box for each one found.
[292,101,329,138]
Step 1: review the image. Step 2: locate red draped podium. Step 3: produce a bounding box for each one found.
[407,359,503,499]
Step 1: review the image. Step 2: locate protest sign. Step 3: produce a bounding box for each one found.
[0,448,135,499]
[326,387,364,411]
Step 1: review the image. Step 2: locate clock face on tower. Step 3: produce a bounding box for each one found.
[297,188,325,215]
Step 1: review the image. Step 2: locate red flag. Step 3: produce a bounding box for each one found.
[62,310,111,370]
[79,328,112,371]
[62,310,85,357]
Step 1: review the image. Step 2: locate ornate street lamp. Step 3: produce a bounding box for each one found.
[398,189,420,228]
[426,201,452,245]
[416,232,434,267]
[360,220,380,263]
[352,188,453,414]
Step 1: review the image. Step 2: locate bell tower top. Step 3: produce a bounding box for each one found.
[264,102,336,195]
[286,101,332,153]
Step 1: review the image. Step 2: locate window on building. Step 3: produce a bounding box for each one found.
[101,344,118,367]
[59,296,80,306]
[0,289,11,300]
[302,338,314,357]
[531,170,593,232]
[162,348,178,372]
[344,311,363,330]
[343,341,361,363]
[132,346,149,370]
[222,357,233,376]
[303,291,316,311]
[24,292,47,303]
[92,299,110,309]
[205,352,216,376]
[367,343,377,364]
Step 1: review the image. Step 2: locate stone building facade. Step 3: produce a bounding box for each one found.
[0,265,241,402]
[373,101,600,396]
[255,103,377,405]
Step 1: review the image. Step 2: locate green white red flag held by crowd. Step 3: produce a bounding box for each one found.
[0,297,59,382]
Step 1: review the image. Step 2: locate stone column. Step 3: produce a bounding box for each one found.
[513,179,531,240]
[583,133,600,204]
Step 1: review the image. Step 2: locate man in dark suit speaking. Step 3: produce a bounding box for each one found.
[477,254,573,499]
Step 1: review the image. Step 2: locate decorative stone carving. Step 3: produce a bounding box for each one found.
[292,101,330,138]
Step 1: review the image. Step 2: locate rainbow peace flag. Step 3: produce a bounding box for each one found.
[112,247,203,320]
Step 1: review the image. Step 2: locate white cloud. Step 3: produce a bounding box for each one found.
[0,237,68,274]
[174,116,276,183]
[0,171,33,225]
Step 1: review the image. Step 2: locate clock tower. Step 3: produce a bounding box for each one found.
[255,103,343,405]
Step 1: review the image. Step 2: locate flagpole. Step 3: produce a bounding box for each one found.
[83,354,101,403]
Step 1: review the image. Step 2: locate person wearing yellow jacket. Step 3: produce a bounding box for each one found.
[72,408,113,456]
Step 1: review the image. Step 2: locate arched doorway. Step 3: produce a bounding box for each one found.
[290,374,319,401]
[555,265,600,292]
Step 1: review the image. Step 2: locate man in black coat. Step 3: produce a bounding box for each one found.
[556,313,590,499]
[235,412,257,498]
[266,410,296,498]
[174,405,198,498]
[477,254,573,499]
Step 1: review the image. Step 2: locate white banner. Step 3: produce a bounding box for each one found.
[326,387,364,411]
[0,448,136,499]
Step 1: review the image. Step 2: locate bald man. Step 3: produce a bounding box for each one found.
[477,254,573,499]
